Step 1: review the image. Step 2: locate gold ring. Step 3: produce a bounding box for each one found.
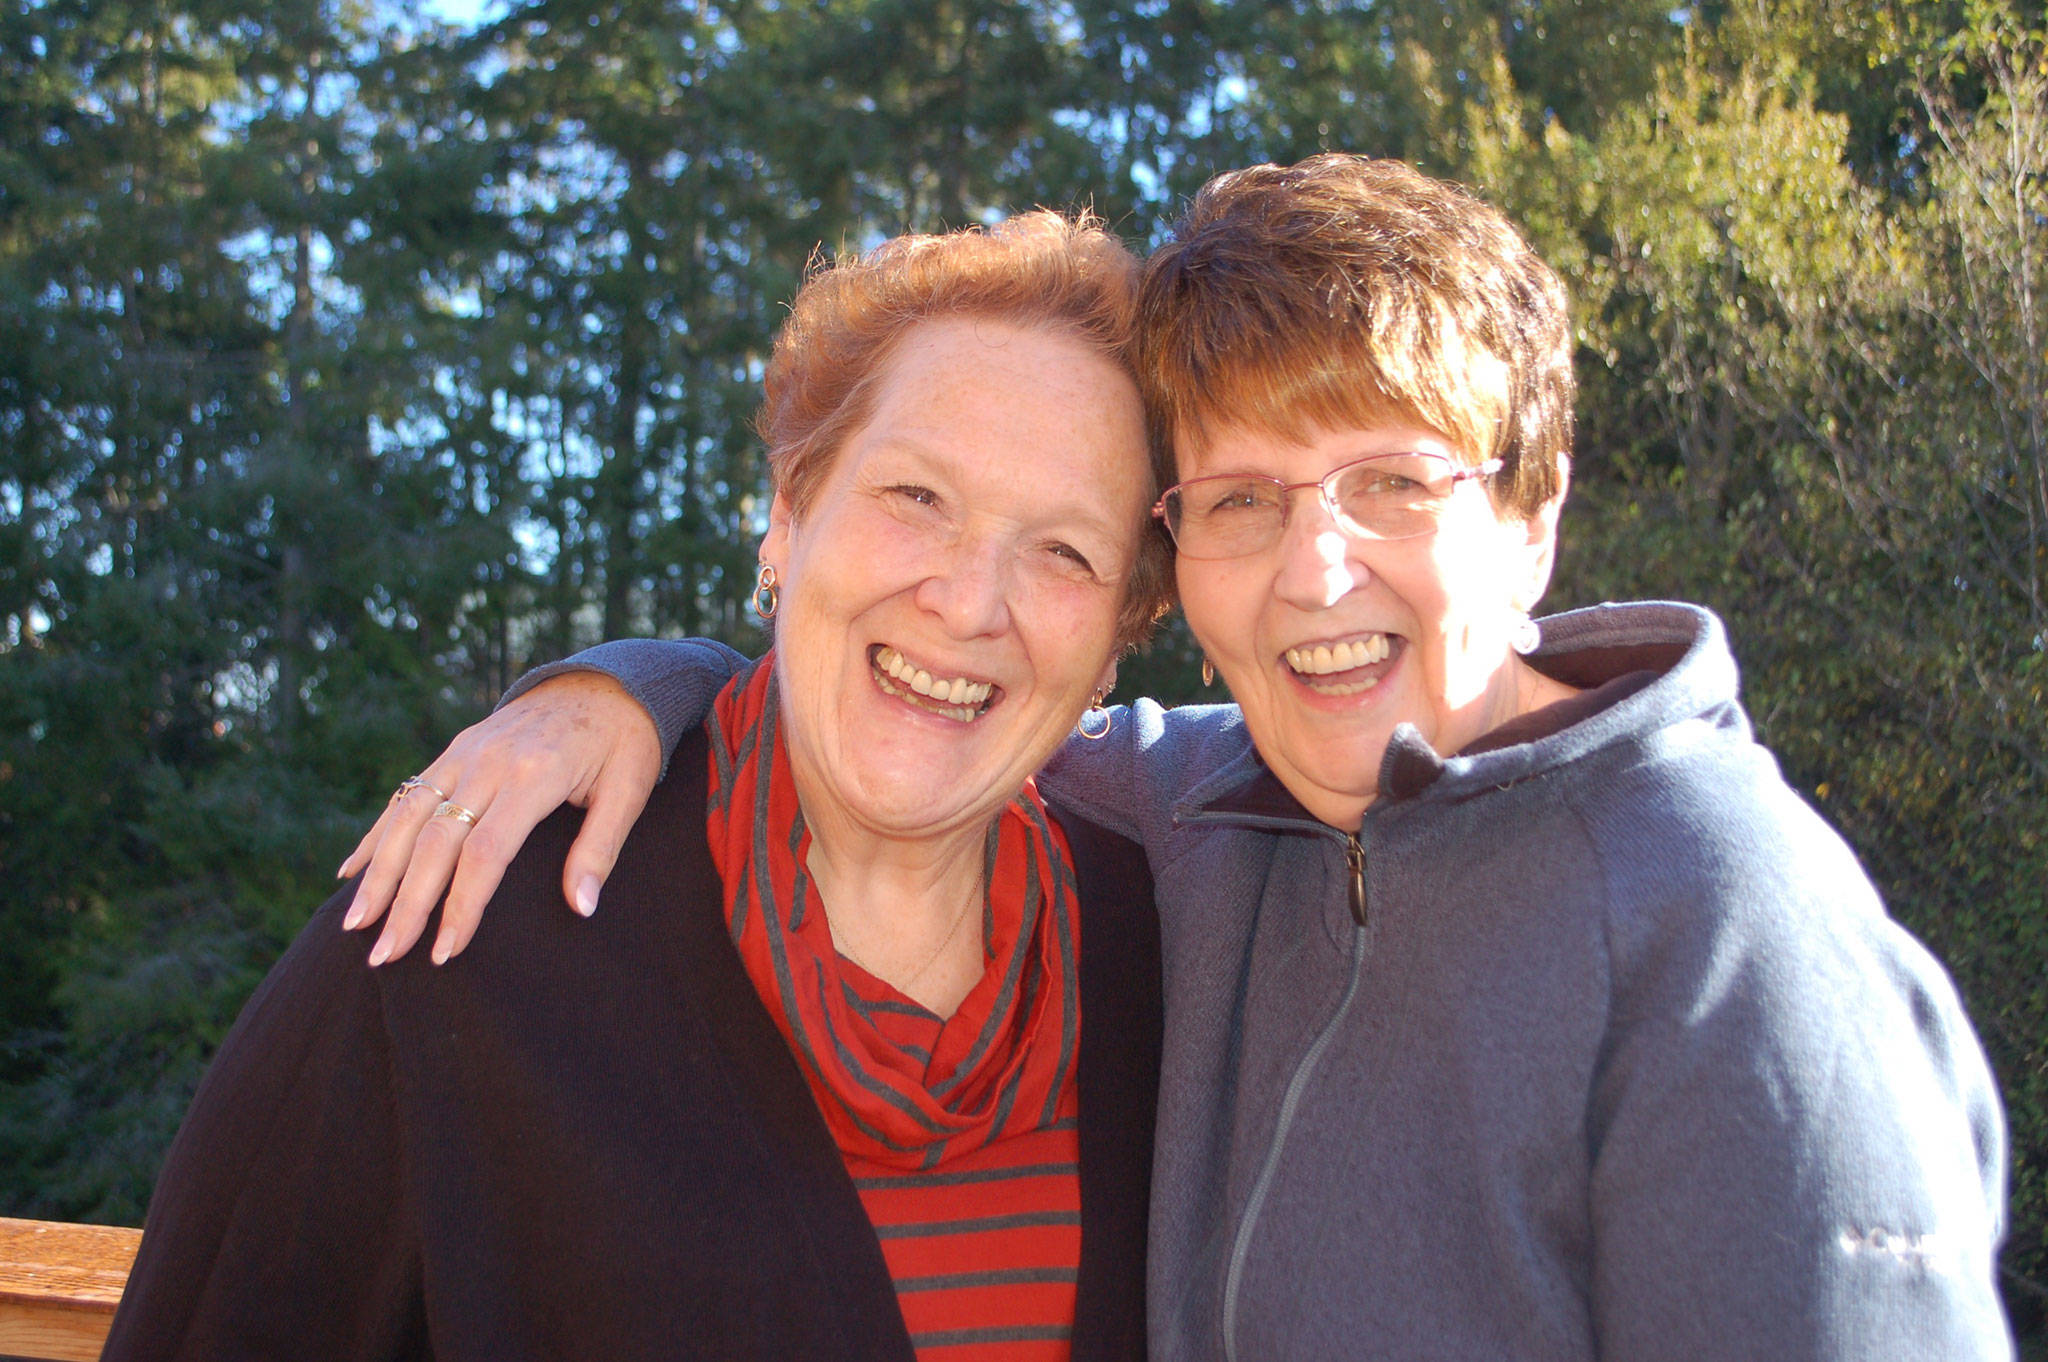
[432,800,480,826]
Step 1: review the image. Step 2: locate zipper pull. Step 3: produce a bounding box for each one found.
[1345,835,1367,927]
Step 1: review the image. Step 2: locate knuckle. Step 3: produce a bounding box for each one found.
[505,752,548,784]
[462,824,510,865]
[415,818,466,852]
[383,902,425,936]
[359,857,402,891]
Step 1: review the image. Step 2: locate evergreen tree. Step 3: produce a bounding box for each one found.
[2,1,2041,1345]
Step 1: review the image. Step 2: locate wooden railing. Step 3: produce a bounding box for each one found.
[0,1218,140,1362]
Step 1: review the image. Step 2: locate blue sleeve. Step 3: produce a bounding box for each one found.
[501,644,1259,879]
[1037,698,1254,875]
[1582,755,2012,1360]
[499,638,750,776]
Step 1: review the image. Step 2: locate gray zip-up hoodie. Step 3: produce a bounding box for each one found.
[515,599,2010,1360]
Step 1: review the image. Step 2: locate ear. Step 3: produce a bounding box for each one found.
[1513,457,1569,612]
[1092,655,1120,702]
[760,489,795,578]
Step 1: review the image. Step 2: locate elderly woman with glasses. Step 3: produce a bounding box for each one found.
[341,157,2010,1360]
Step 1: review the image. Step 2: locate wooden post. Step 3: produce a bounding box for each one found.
[0,1218,142,1362]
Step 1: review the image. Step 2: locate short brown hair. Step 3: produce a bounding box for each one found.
[759,209,1174,648]
[1139,155,1573,518]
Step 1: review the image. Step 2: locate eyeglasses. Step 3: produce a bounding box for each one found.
[1152,452,1503,560]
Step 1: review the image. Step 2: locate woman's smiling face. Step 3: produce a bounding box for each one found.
[760,316,1151,845]
[1173,419,1562,830]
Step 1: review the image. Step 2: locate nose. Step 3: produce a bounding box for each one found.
[1270,493,1366,611]
[914,531,1014,639]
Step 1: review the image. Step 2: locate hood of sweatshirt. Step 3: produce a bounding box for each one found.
[1174,600,1745,835]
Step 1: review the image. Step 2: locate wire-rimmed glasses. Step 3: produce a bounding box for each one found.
[1152,452,1503,560]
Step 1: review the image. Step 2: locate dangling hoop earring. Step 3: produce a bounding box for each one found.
[751,563,779,621]
[1200,656,1215,688]
[1509,611,1541,656]
[1076,689,1112,741]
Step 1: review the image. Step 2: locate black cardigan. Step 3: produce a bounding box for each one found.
[103,726,1162,1361]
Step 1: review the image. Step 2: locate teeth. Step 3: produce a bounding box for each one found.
[872,646,994,715]
[1284,635,1390,675]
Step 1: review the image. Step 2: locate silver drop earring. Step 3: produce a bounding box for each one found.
[1509,611,1541,655]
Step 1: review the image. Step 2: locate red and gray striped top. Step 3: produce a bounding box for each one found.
[844,964,1083,1358]
[706,657,1086,1361]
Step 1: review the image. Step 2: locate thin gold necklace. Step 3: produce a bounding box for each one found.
[835,891,980,996]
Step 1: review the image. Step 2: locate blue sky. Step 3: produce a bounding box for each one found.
[420,0,501,27]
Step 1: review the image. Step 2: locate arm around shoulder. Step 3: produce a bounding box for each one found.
[1036,698,1250,858]
[500,637,747,773]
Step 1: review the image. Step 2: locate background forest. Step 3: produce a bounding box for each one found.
[3,0,2044,1348]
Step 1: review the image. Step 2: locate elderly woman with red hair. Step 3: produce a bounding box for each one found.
[105,212,1169,1362]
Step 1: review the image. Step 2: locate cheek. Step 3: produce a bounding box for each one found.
[1419,526,1521,628]
[788,513,926,608]
[1407,553,1524,694]
[1027,576,1124,660]
[1173,561,1252,656]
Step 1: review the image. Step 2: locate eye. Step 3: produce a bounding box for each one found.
[1337,463,1433,505]
[1049,542,1096,574]
[886,484,940,508]
[1202,481,1274,515]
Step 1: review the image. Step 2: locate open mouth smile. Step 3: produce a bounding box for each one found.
[1283,633,1397,696]
[870,645,1000,723]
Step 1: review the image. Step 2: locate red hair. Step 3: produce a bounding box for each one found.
[759,210,1174,647]
[1140,155,1574,518]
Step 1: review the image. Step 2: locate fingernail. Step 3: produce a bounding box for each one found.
[367,937,391,967]
[574,875,600,917]
[431,938,450,966]
[335,860,348,879]
[343,895,365,931]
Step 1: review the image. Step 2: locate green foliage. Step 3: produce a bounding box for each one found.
[3,0,2043,1350]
